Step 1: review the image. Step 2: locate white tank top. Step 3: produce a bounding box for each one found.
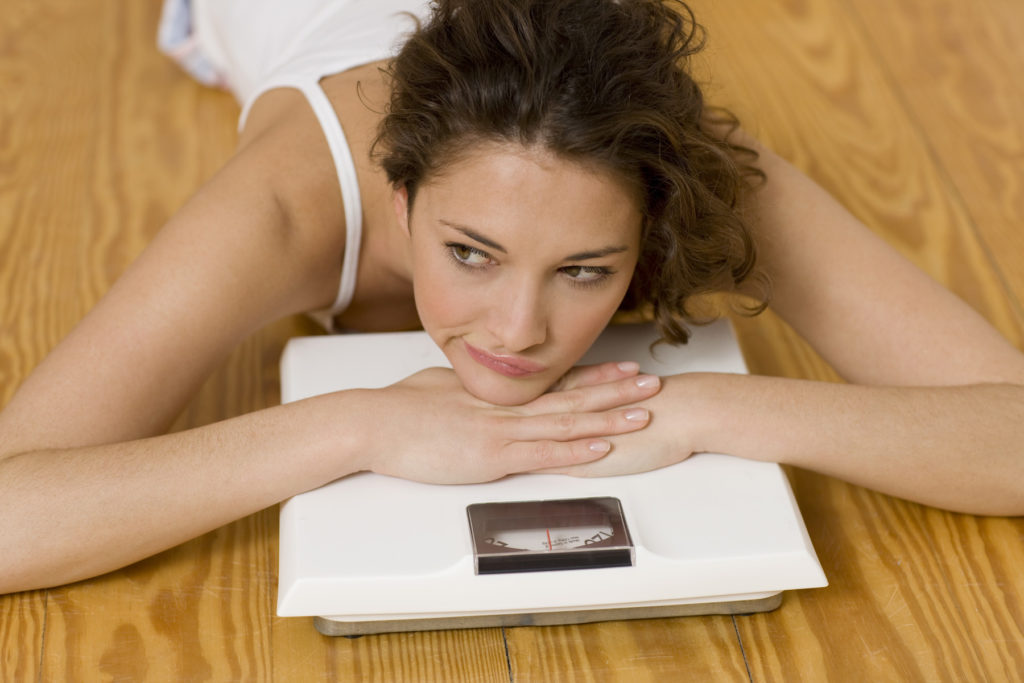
[159,0,427,329]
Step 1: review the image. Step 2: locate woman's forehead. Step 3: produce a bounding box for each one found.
[415,143,643,248]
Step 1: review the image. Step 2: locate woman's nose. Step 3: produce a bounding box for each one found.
[490,283,548,352]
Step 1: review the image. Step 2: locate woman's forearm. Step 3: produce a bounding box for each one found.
[0,394,369,594]
[685,373,1024,515]
[0,364,660,594]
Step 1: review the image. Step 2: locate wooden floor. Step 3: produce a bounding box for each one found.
[2,0,1023,680]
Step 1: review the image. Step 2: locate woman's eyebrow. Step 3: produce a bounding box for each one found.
[442,221,629,260]
[443,221,507,253]
[563,246,630,261]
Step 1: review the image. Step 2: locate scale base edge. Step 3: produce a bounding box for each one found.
[313,592,783,636]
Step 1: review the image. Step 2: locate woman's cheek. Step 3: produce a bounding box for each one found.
[414,265,472,332]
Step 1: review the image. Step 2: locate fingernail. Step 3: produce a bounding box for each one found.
[624,408,649,422]
[635,375,660,389]
[617,361,640,373]
[588,440,611,453]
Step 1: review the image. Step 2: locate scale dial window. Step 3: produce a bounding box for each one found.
[467,497,634,575]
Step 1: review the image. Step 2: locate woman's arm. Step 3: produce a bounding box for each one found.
[0,363,657,593]
[740,143,1024,514]
[549,143,1024,515]
[552,373,1024,515]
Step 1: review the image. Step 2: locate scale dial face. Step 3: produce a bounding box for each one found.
[467,497,634,575]
[482,522,615,552]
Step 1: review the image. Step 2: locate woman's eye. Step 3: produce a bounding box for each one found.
[448,243,491,267]
[561,265,610,283]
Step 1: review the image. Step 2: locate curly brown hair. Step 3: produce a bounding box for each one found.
[373,0,769,343]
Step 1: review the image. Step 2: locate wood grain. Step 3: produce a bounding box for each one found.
[745,471,1024,682]
[39,511,277,682]
[845,0,1024,311]
[2,0,1023,680]
[692,0,1023,347]
[272,622,511,682]
[504,617,750,682]
[0,591,45,682]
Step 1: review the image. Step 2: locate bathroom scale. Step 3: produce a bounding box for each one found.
[277,320,827,636]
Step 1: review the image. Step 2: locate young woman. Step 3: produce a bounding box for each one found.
[1,0,1022,595]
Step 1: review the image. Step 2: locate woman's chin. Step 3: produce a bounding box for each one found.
[458,372,551,407]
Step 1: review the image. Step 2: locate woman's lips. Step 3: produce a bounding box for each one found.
[464,341,546,378]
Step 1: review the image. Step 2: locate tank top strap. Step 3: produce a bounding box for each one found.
[293,79,363,331]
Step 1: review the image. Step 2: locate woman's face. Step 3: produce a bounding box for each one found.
[395,143,643,406]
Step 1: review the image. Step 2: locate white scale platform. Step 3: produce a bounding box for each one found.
[277,320,826,636]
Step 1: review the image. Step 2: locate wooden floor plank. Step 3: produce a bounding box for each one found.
[0,1,151,679]
[0,591,46,683]
[271,622,512,683]
[40,510,276,682]
[744,472,1024,682]
[504,617,750,682]
[690,0,1023,347]
[845,0,1024,310]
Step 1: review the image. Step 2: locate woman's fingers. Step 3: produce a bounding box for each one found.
[552,361,640,392]
[500,405,650,442]
[527,373,661,415]
[375,365,658,484]
[501,437,613,473]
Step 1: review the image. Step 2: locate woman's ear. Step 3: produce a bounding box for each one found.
[392,185,410,234]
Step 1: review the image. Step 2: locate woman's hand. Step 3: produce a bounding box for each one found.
[535,374,702,478]
[356,361,661,484]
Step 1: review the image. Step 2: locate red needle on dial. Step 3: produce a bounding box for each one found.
[546,529,552,550]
